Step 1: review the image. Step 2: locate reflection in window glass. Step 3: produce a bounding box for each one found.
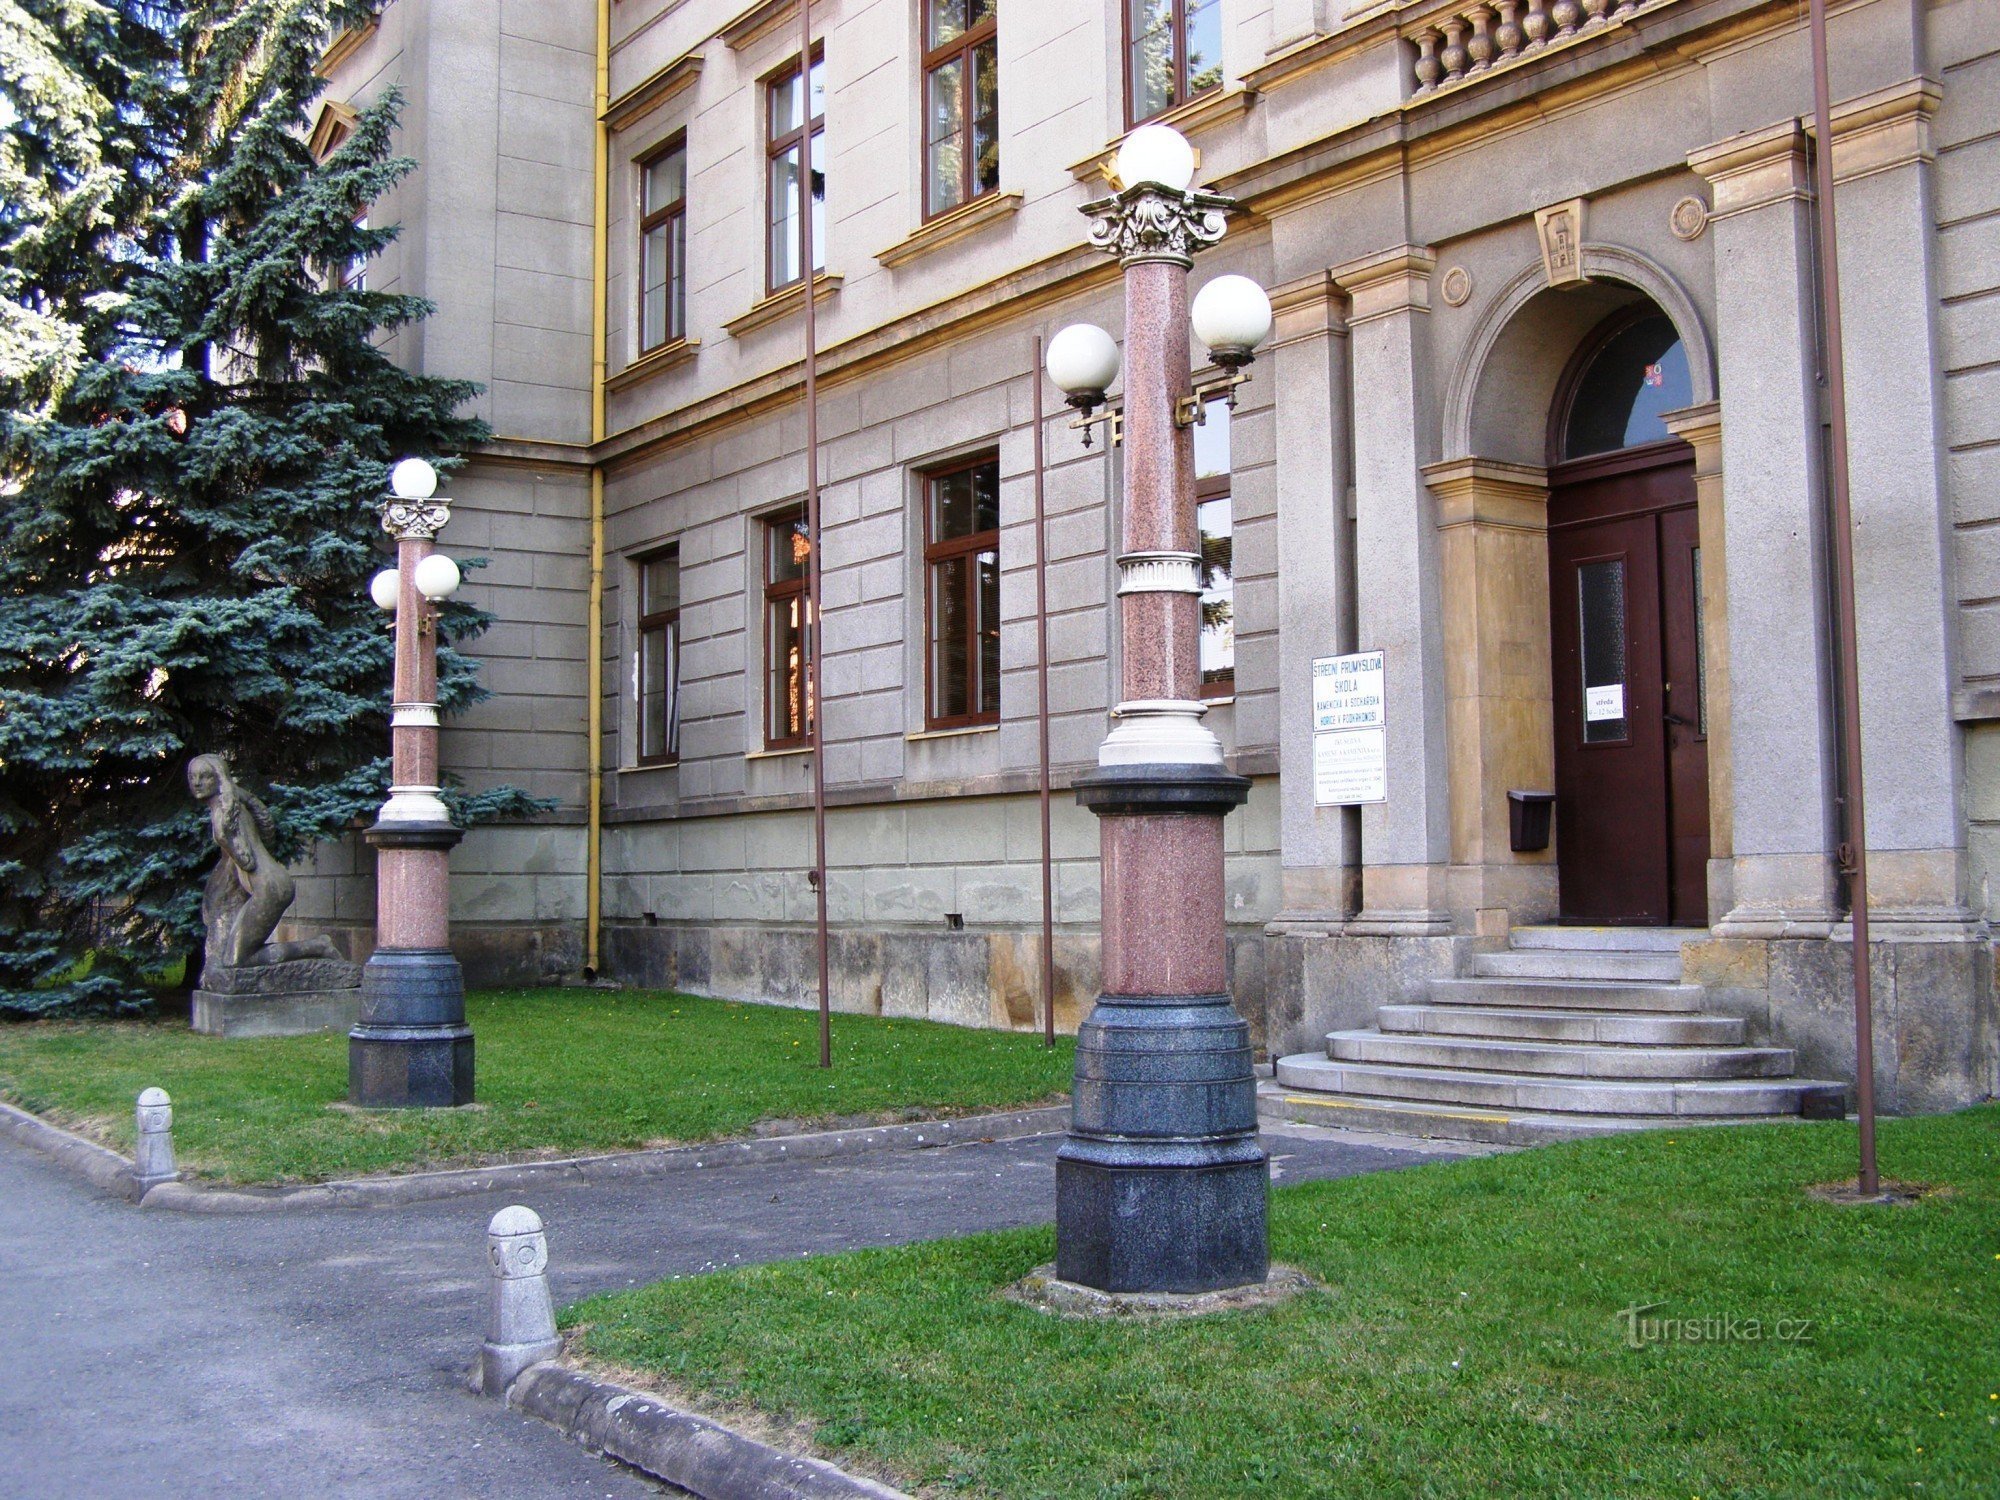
[1578,558,1628,743]
[637,550,680,763]
[767,53,826,292]
[926,457,1001,726]
[1564,313,1693,458]
[764,511,813,748]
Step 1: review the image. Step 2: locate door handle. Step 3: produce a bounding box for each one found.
[1664,711,1691,727]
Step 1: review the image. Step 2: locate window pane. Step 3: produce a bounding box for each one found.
[809,126,826,272]
[641,552,679,615]
[1564,314,1694,458]
[769,512,811,583]
[976,546,1000,717]
[1198,493,1234,691]
[639,621,679,761]
[931,555,971,719]
[928,0,967,49]
[1129,0,1174,120]
[641,224,668,349]
[1577,558,1628,743]
[770,147,801,287]
[769,594,813,743]
[808,54,826,120]
[1192,396,1231,478]
[771,67,804,136]
[926,57,966,213]
[971,38,999,197]
[1185,0,1224,95]
[669,212,686,341]
[930,461,998,540]
[644,147,685,213]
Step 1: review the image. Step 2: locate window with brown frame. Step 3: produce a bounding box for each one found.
[334,212,368,292]
[636,549,681,764]
[1126,0,1224,127]
[764,509,815,748]
[638,138,687,352]
[923,455,1001,728]
[1192,397,1234,697]
[921,0,998,219]
[766,49,826,294]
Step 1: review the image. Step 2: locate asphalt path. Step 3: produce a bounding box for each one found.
[0,1121,1462,1499]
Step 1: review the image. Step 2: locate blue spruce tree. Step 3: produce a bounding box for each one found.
[0,1,537,1014]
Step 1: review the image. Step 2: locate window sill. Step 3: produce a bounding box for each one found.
[724,272,843,340]
[906,722,1000,742]
[606,337,700,394]
[1067,87,1257,186]
[874,192,1022,270]
[744,744,813,760]
[1200,694,1236,708]
[618,761,680,775]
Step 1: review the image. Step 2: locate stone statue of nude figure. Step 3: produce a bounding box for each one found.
[186,754,340,971]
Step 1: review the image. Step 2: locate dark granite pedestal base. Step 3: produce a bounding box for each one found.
[349,947,474,1108]
[1055,991,1270,1294]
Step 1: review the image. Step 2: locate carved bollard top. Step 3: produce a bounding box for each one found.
[135,1086,173,1133]
[488,1205,550,1279]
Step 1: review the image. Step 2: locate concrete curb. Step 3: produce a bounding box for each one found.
[508,1363,913,1500]
[2,1098,1069,1214]
[0,1099,141,1201]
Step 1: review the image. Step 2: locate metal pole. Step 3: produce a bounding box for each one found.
[1033,336,1056,1049]
[798,0,831,1070]
[1807,0,1876,1193]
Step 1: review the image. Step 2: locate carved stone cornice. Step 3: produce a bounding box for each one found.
[1083,184,1237,268]
[382,500,452,540]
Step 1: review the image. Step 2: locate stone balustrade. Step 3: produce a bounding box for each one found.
[1408,0,1651,95]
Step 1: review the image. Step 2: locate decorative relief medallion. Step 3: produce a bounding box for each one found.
[1439,266,1473,307]
[1534,197,1588,287]
[1670,195,1710,242]
[381,499,453,539]
[1083,184,1234,268]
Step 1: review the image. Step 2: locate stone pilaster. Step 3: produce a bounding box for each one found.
[1688,123,1838,935]
[1421,456,1556,930]
[1331,245,1451,934]
[1267,271,1359,924]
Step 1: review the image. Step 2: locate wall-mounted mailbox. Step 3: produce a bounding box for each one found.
[1508,790,1556,853]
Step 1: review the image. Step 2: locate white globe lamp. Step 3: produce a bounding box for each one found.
[389,457,438,501]
[369,568,401,611]
[1045,323,1121,410]
[413,553,462,601]
[1115,124,1196,194]
[1191,275,1274,369]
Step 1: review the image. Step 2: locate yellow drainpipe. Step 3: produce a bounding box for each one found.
[586,0,609,978]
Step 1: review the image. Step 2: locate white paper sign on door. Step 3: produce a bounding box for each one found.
[1584,683,1625,722]
[1313,726,1387,806]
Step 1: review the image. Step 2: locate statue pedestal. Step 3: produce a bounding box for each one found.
[192,958,363,1039]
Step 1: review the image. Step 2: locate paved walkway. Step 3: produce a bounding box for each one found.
[0,1122,1465,1499]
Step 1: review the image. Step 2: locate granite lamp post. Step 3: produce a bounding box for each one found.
[1045,125,1276,1293]
[349,457,474,1108]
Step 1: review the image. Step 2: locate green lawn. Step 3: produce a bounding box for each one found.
[0,989,1073,1184]
[568,1107,2000,1499]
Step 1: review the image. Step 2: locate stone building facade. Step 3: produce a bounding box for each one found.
[300,0,1999,1115]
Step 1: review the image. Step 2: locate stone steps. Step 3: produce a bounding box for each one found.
[1507,925,1702,953]
[1326,1028,1796,1080]
[1378,1003,1745,1046]
[1471,948,1683,982]
[1256,1083,1824,1149]
[1427,977,1707,1012]
[1272,1053,1844,1118]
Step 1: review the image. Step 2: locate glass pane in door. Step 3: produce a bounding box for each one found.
[1578,557,1628,744]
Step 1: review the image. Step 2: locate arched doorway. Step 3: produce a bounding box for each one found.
[1546,307,1705,925]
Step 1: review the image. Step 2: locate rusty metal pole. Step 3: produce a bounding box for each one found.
[1807,0,1876,1193]
[1033,336,1057,1048]
[798,0,830,1070]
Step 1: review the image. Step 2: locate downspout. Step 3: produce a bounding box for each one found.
[585,0,610,979]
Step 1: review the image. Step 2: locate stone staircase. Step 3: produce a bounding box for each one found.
[1268,926,1847,1146]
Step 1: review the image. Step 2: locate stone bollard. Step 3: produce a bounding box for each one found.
[132,1087,180,1195]
[480,1205,562,1396]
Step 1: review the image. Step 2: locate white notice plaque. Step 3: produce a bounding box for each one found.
[1312,650,1386,732]
[1314,726,1388,806]
[1585,683,1626,722]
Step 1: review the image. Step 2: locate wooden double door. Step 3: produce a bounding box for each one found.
[1547,441,1709,926]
